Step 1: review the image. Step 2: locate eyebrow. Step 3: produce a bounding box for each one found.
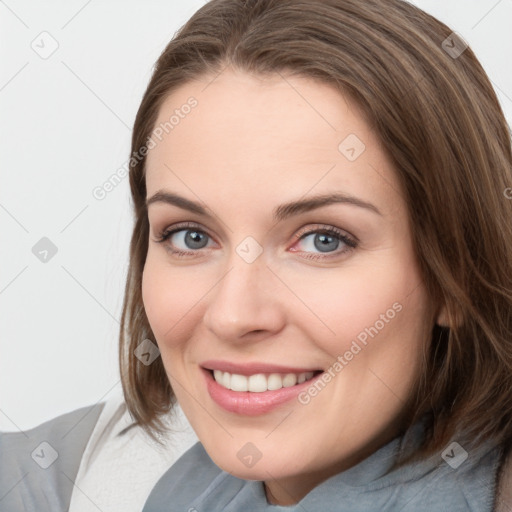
[146,190,382,221]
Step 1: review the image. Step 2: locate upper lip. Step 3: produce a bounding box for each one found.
[201,360,322,376]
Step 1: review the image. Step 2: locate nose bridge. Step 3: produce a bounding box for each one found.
[202,247,285,340]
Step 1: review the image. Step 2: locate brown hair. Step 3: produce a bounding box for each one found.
[119,0,512,466]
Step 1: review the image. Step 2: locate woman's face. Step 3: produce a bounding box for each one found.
[142,68,436,504]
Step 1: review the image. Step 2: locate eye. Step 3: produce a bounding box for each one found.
[153,222,214,257]
[153,222,358,260]
[291,225,357,260]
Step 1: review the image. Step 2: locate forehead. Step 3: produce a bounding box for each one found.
[144,69,402,217]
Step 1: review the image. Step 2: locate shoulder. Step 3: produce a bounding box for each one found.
[1,400,105,459]
[495,443,512,512]
[0,402,105,512]
[69,393,199,512]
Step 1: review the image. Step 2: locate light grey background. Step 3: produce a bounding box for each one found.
[1,0,511,431]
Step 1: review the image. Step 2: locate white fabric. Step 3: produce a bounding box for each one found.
[68,389,198,512]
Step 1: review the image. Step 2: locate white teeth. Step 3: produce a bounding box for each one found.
[248,374,268,392]
[221,371,231,389]
[282,373,297,387]
[267,373,282,390]
[212,370,316,392]
[230,373,248,392]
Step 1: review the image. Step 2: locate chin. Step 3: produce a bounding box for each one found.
[204,440,306,482]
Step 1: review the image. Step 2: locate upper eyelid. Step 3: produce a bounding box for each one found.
[295,223,355,239]
[159,222,213,238]
[157,222,349,237]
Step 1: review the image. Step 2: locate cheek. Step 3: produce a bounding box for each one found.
[141,253,206,350]
[288,256,424,353]
[291,263,429,425]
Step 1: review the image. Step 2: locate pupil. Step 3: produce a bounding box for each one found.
[314,233,338,253]
[186,230,208,249]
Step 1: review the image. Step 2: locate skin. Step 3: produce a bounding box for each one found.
[142,67,447,505]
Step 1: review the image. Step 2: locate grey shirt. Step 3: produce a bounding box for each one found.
[143,417,504,512]
[0,403,104,512]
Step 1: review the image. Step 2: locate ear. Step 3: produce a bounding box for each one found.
[435,302,462,329]
[435,304,450,327]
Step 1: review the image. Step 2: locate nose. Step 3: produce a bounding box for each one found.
[202,254,287,343]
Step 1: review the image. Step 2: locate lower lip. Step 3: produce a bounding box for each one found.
[202,368,322,415]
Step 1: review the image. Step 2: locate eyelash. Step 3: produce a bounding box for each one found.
[153,221,358,260]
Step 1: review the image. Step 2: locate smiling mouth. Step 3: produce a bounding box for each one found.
[210,369,322,392]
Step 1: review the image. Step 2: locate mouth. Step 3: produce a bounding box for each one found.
[200,362,324,415]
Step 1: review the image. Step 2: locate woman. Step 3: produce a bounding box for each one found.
[121,0,512,509]
[2,0,511,510]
